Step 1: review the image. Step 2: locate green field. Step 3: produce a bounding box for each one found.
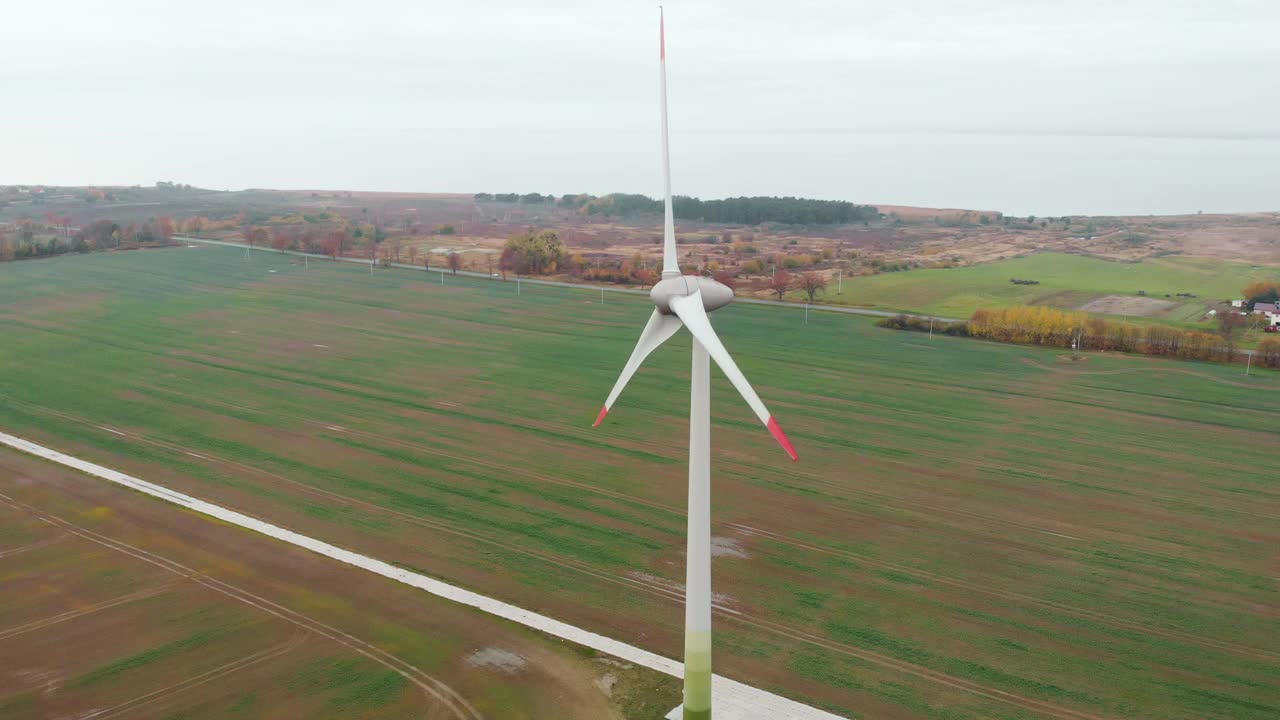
[1,246,1277,719]
[0,443,673,720]
[821,253,1277,321]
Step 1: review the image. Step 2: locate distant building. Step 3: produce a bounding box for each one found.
[1254,302,1280,327]
[1231,299,1244,308]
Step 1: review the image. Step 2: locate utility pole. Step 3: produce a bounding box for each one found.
[601,286,605,304]
[837,270,842,295]
[804,303,809,325]
[1246,349,1252,376]
[929,316,934,339]
[517,277,521,296]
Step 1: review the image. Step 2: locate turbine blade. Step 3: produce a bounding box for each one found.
[594,308,683,426]
[658,8,678,277]
[669,292,798,460]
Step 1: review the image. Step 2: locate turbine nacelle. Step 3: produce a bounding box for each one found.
[650,276,733,315]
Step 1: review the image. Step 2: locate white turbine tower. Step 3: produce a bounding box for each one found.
[592,11,798,719]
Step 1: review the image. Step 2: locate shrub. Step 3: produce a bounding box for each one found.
[968,305,1236,363]
[876,314,966,336]
[1257,338,1280,368]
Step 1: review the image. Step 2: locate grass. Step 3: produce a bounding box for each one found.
[72,629,226,687]
[817,252,1277,321]
[0,440,677,720]
[288,657,410,712]
[0,246,1276,719]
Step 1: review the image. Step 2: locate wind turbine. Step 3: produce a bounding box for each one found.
[592,10,797,719]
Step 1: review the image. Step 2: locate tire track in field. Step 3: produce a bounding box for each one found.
[8,304,1268,522]
[729,524,1279,664]
[748,341,1280,430]
[552,409,1277,526]
[1021,358,1280,390]
[0,436,1172,720]
[144,386,684,516]
[0,493,481,720]
[0,533,68,558]
[9,255,1276,488]
[0,581,181,641]
[544,404,1280,525]
[99,387,1092,550]
[83,629,309,720]
[10,396,1274,665]
[724,609,1111,720]
[2,452,1113,720]
[0,406,715,614]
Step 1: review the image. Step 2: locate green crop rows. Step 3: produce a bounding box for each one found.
[0,246,1275,719]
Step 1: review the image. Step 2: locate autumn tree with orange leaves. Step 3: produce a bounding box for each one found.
[967,305,1236,363]
[242,226,267,248]
[1257,338,1280,368]
[1242,281,1279,310]
[767,269,792,301]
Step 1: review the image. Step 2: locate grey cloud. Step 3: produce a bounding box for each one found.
[2,0,1278,213]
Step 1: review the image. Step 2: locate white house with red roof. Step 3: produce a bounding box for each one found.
[1253,302,1280,327]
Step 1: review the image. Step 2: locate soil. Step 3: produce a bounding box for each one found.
[1077,294,1179,316]
[0,447,653,720]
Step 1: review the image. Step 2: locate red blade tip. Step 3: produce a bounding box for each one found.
[659,8,665,60]
[767,416,798,461]
[592,405,610,428]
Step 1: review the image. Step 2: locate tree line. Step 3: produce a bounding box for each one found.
[475,192,879,226]
[878,305,1280,369]
[474,193,555,204]
[967,306,1254,363]
[0,217,177,262]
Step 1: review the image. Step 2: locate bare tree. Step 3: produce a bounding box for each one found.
[242,225,266,249]
[447,251,462,275]
[797,272,827,302]
[498,246,515,280]
[1218,310,1247,363]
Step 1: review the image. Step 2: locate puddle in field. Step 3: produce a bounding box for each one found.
[629,571,737,607]
[465,647,527,674]
[594,672,618,697]
[710,536,748,558]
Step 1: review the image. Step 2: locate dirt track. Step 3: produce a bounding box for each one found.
[0,448,641,720]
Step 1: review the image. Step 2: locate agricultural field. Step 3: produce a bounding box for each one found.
[0,246,1277,719]
[0,448,676,720]
[818,252,1277,322]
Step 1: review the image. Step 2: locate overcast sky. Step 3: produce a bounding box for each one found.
[4,1,1279,214]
